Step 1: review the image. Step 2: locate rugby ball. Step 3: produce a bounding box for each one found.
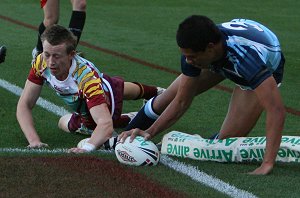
[115,136,160,166]
[77,138,90,148]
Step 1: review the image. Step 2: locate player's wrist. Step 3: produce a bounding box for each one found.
[28,139,41,146]
[81,142,96,151]
[144,130,153,139]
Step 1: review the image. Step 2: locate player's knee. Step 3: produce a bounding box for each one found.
[218,133,229,139]
[71,0,86,11]
[58,115,71,133]
[145,98,160,119]
[58,118,66,132]
[219,130,250,139]
[43,17,59,27]
[152,94,170,114]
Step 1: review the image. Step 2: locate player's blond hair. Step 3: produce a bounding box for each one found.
[41,24,77,54]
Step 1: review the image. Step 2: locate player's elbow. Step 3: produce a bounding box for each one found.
[16,99,30,120]
[97,118,114,138]
[176,96,193,111]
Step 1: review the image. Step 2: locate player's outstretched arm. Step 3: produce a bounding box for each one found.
[68,103,114,153]
[120,74,199,143]
[17,80,48,148]
[250,76,285,175]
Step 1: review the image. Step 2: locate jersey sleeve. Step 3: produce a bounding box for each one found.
[180,55,201,77]
[219,19,282,90]
[27,54,45,85]
[78,70,107,110]
[247,66,272,89]
[237,48,272,89]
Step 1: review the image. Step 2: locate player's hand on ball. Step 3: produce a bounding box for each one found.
[119,128,151,143]
[27,142,49,149]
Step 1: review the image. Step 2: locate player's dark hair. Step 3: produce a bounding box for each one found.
[176,15,222,52]
[41,24,77,54]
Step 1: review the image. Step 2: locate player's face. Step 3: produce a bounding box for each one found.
[180,47,214,69]
[43,40,74,81]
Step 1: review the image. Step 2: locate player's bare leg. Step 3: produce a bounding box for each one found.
[123,82,160,100]
[69,0,86,45]
[123,82,144,100]
[58,114,72,132]
[33,0,60,59]
[218,86,263,138]
[122,76,180,131]
[151,75,182,114]
[43,0,60,27]
[70,0,86,11]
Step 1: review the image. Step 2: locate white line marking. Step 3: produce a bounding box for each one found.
[0,147,113,154]
[0,78,257,198]
[160,155,257,198]
[0,79,69,116]
[0,148,69,154]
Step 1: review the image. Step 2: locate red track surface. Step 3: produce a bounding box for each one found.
[1,156,187,197]
[39,156,187,197]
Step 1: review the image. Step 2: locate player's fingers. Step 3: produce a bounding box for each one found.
[39,143,49,148]
[119,130,131,143]
[27,142,49,149]
[143,132,151,141]
[129,128,139,143]
[76,149,87,153]
[68,147,83,153]
[69,148,81,153]
[118,132,125,141]
[68,148,76,153]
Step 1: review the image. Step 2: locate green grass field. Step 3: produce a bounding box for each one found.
[1,0,300,197]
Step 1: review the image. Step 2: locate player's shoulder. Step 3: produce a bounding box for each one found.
[223,18,262,26]
[180,55,201,77]
[71,55,102,85]
[31,54,47,75]
[219,18,271,35]
[219,18,263,31]
[72,56,94,76]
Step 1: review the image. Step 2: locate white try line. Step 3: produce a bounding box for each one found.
[0,78,257,198]
[0,147,113,154]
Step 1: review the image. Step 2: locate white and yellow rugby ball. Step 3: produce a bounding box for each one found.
[115,136,160,166]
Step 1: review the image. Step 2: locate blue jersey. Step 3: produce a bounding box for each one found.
[181,19,285,90]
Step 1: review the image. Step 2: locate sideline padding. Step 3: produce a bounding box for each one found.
[161,131,300,163]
